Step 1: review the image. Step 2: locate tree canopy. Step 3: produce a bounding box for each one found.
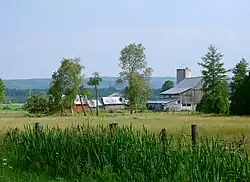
[88,72,102,116]
[0,78,5,102]
[161,80,174,91]
[117,43,152,113]
[230,58,250,115]
[48,58,84,114]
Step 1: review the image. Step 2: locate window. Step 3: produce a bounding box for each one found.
[187,104,191,107]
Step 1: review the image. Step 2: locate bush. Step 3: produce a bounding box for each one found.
[23,94,49,115]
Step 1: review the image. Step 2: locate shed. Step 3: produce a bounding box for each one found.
[146,98,178,111]
[87,100,103,108]
[102,96,127,110]
[73,95,89,112]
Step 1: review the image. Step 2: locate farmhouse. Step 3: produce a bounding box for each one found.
[147,68,203,111]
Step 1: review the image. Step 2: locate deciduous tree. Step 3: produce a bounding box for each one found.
[161,80,174,91]
[0,78,5,102]
[48,58,84,114]
[198,45,230,114]
[87,72,102,116]
[117,43,153,114]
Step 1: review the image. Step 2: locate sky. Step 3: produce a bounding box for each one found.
[1,0,250,79]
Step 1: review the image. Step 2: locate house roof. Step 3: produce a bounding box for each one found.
[74,95,88,105]
[160,77,202,95]
[147,98,177,104]
[102,96,127,105]
[74,95,103,107]
[108,92,123,97]
[87,100,103,107]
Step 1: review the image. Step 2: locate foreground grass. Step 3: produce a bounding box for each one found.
[0,168,68,182]
[1,124,250,181]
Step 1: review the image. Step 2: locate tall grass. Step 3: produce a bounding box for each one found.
[2,124,250,181]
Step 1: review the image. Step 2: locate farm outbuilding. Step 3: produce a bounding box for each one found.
[73,95,89,112]
[147,68,203,111]
[88,99,104,108]
[160,77,203,111]
[102,96,128,110]
[146,98,178,111]
[73,95,103,112]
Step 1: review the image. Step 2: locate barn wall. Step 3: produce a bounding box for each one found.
[73,104,88,112]
[180,83,203,105]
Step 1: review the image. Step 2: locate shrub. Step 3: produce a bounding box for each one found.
[23,94,49,115]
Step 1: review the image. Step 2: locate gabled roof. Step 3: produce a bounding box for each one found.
[102,96,128,105]
[160,77,202,95]
[88,100,103,107]
[108,92,123,97]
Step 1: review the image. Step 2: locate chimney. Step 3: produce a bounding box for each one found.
[176,68,192,84]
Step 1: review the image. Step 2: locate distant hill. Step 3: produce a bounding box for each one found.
[3,77,176,90]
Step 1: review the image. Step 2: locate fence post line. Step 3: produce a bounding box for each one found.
[191,124,197,149]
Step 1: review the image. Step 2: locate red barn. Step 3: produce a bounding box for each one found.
[73,95,89,112]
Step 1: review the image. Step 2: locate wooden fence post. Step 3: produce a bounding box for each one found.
[191,124,197,149]
[35,121,42,133]
[109,122,118,130]
[160,128,167,142]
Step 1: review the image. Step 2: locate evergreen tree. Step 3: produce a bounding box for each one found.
[198,45,230,114]
[230,58,249,115]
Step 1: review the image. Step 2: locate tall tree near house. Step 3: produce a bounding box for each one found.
[198,44,230,114]
[87,72,102,116]
[161,80,174,91]
[48,57,84,115]
[0,78,6,102]
[117,43,153,114]
[230,58,250,115]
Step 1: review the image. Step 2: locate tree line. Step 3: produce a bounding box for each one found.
[0,43,249,116]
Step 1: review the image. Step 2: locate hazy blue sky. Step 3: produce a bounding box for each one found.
[1,0,250,79]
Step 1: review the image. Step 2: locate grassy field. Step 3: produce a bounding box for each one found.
[1,110,250,181]
[1,111,250,138]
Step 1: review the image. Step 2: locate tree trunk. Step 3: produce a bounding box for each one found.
[84,95,93,115]
[95,85,99,116]
[78,93,87,116]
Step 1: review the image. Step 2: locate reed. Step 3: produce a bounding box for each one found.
[2,123,250,181]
